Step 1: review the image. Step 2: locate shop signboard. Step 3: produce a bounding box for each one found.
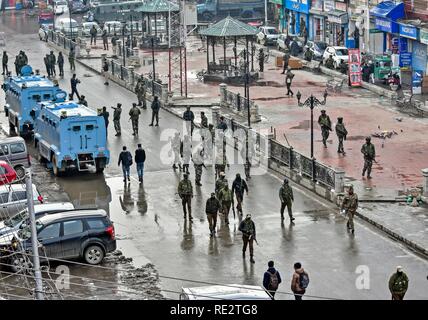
[323,0,334,13]
[420,29,428,45]
[412,70,423,94]
[285,0,310,14]
[399,24,418,40]
[348,49,362,87]
[375,17,393,33]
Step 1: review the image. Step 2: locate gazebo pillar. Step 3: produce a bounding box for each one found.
[206,36,210,73]
[234,36,237,68]
[155,12,158,40]
[212,38,216,64]
[223,36,226,76]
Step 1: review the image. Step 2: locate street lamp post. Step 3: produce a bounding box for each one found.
[296,90,328,180]
[151,36,155,94]
[68,1,73,40]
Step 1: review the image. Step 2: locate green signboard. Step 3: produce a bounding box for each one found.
[370,28,383,34]
[269,0,283,5]
[420,29,428,45]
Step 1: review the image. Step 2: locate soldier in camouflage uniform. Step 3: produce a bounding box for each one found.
[215,172,228,200]
[112,103,122,136]
[192,147,205,186]
[181,135,192,174]
[129,103,141,136]
[200,111,208,128]
[341,185,358,233]
[279,178,295,221]
[218,184,234,224]
[135,77,147,109]
[361,136,376,179]
[238,214,256,263]
[335,117,348,155]
[177,173,193,221]
[318,110,332,148]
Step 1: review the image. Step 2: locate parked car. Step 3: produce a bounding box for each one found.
[38,23,52,41]
[0,184,43,219]
[70,0,90,14]
[53,0,69,15]
[82,21,102,37]
[0,161,17,186]
[16,209,116,265]
[276,34,288,51]
[304,41,327,61]
[0,137,31,180]
[55,17,79,37]
[323,46,349,69]
[257,26,279,45]
[0,202,75,237]
[247,21,263,28]
[103,21,122,35]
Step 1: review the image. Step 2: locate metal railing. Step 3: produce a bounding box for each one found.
[224,89,255,114]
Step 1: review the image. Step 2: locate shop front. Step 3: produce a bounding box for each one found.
[309,0,327,42]
[327,9,349,47]
[398,23,418,70]
[284,0,310,37]
[269,0,285,32]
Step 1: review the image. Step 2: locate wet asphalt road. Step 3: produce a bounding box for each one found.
[0,13,427,300]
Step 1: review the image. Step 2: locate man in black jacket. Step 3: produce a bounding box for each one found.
[232,173,248,215]
[118,146,132,182]
[149,96,160,126]
[183,106,195,135]
[263,261,282,299]
[205,192,221,237]
[135,144,146,183]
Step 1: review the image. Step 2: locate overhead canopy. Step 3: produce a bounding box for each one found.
[327,10,349,24]
[370,1,404,20]
[135,0,179,13]
[199,16,258,38]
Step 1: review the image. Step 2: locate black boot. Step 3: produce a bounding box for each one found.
[250,255,255,263]
[242,251,246,258]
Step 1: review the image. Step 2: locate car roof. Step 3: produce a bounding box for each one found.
[37,209,107,225]
[329,46,348,50]
[0,184,37,193]
[0,136,26,144]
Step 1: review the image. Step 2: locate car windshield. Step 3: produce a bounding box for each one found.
[67,21,79,28]
[379,61,392,67]
[336,49,348,56]
[266,28,278,35]
[4,210,28,227]
[56,1,67,5]
[316,42,327,50]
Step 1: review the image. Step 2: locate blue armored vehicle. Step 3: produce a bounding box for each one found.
[33,101,110,176]
[2,65,67,136]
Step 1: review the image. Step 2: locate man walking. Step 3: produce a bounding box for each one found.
[341,185,358,234]
[44,54,51,77]
[215,171,228,200]
[135,144,146,183]
[281,50,290,74]
[69,47,76,71]
[177,173,193,221]
[118,146,132,182]
[101,106,109,136]
[90,25,98,45]
[238,214,256,263]
[48,51,56,76]
[183,106,195,135]
[279,178,295,221]
[285,68,294,97]
[112,103,122,136]
[129,103,141,136]
[181,135,192,174]
[57,52,64,77]
[318,110,332,148]
[217,116,228,131]
[192,147,205,186]
[388,266,409,300]
[70,74,81,100]
[291,262,309,300]
[135,77,146,108]
[149,96,160,126]
[361,136,376,179]
[171,132,182,170]
[200,111,208,128]
[258,48,264,72]
[335,117,348,155]
[2,51,8,75]
[218,184,234,224]
[102,29,109,50]
[102,59,109,85]
[232,173,248,215]
[205,192,221,237]
[111,33,119,58]
[263,261,282,299]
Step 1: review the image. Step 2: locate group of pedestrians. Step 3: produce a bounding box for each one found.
[118,144,146,183]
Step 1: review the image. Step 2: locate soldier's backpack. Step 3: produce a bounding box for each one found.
[299,272,309,290]
[268,271,279,290]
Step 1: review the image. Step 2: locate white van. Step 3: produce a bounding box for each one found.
[180,284,273,300]
[55,17,79,37]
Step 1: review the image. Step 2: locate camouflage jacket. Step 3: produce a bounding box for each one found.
[215,178,228,194]
[219,188,234,203]
[341,193,358,212]
[129,107,141,120]
[279,184,294,202]
[318,115,332,130]
[361,143,375,160]
[239,219,256,237]
[113,108,122,121]
[178,179,193,196]
[335,123,348,138]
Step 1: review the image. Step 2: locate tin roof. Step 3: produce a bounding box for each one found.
[135,0,179,13]
[199,16,258,37]
[43,101,98,119]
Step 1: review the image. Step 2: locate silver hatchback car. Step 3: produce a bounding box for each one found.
[0,184,43,219]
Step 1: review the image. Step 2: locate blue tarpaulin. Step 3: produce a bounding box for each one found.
[370,1,405,20]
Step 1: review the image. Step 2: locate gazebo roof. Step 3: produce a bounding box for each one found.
[199,16,259,37]
[136,0,179,13]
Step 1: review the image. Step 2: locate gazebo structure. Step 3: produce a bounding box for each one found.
[136,0,180,49]
[199,16,259,84]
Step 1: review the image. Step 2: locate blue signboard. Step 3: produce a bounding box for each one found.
[399,24,418,40]
[400,53,412,68]
[285,0,310,14]
[412,41,427,72]
[375,17,393,33]
[412,70,423,94]
[399,37,408,52]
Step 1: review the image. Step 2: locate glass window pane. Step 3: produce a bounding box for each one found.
[38,223,61,239]
[63,220,83,236]
[10,143,26,154]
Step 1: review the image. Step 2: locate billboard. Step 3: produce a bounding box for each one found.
[348,49,362,87]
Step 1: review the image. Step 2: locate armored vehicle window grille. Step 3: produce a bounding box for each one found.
[73,126,81,132]
[32,94,41,101]
[0,192,9,204]
[43,94,51,100]
[10,143,25,154]
[0,145,9,156]
[86,125,94,130]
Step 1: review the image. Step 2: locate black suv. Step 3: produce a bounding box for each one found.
[18,209,116,265]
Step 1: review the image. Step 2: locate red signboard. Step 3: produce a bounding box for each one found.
[348,49,362,87]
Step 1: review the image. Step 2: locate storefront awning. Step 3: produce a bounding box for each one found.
[309,8,328,17]
[370,1,404,20]
[327,10,348,24]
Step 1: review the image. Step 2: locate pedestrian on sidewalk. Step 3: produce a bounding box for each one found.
[111,33,119,57]
[102,29,109,50]
[335,117,348,155]
[135,77,147,108]
[101,106,109,136]
[285,69,294,97]
[102,60,109,85]
[279,178,295,221]
[177,173,193,221]
[200,111,208,128]
[90,25,98,45]
[341,185,358,234]
[361,136,376,179]
[238,214,256,263]
[263,261,282,299]
[192,147,205,186]
[118,146,132,183]
[171,132,182,170]
[232,173,248,215]
[69,47,76,71]
[388,266,409,300]
[78,95,88,107]
[291,262,309,300]
[44,54,51,77]
[181,134,192,174]
[57,52,64,77]
[218,183,234,224]
[129,103,141,136]
[318,110,332,148]
[135,143,146,183]
[205,192,221,237]
[2,51,8,75]
[112,103,122,136]
[258,48,264,73]
[183,106,195,136]
[48,51,56,76]
[149,96,160,126]
[281,50,290,74]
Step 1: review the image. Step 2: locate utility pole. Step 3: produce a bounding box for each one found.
[25,168,44,300]
[365,0,370,53]
[264,0,268,26]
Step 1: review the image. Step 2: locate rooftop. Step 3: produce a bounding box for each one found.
[42,101,99,119]
[9,75,56,89]
[199,16,258,38]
